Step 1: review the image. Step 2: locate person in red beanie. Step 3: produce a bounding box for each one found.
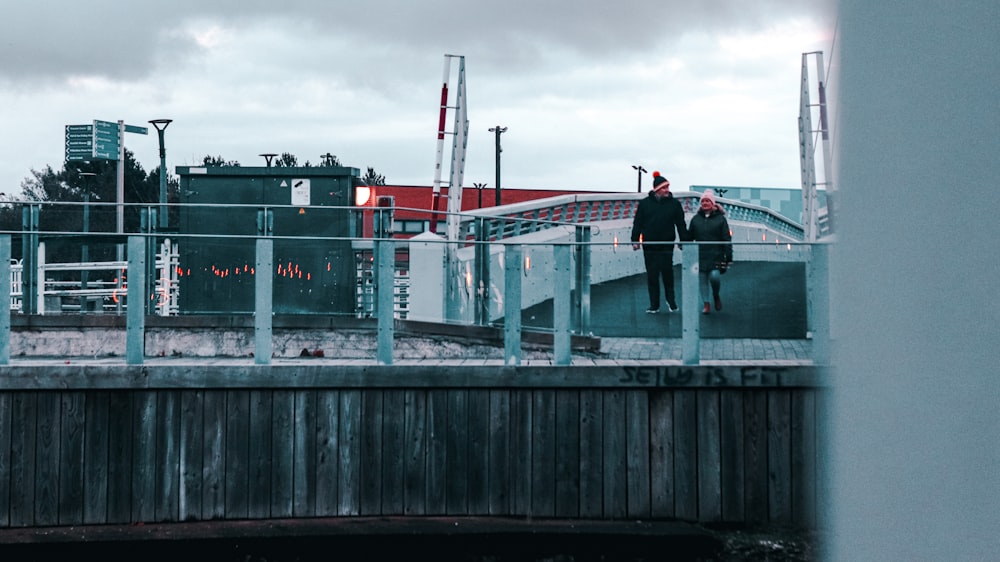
[630,172,688,313]
[687,189,733,314]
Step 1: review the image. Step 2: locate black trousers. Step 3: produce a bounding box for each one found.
[642,250,676,309]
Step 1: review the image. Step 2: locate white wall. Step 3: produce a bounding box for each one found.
[830,2,1000,559]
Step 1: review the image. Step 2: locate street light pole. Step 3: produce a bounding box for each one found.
[149,119,172,229]
[632,165,647,193]
[78,172,96,313]
[473,182,487,208]
[488,126,507,206]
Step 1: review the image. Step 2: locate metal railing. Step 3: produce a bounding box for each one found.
[0,198,829,366]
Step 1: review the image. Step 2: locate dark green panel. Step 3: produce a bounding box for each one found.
[176,166,358,314]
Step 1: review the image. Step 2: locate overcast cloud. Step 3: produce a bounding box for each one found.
[0,0,836,197]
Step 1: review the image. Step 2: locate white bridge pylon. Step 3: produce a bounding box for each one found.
[430,54,469,241]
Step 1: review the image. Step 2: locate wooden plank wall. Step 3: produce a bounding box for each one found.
[0,387,821,529]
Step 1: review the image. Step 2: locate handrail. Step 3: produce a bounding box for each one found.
[452,191,804,243]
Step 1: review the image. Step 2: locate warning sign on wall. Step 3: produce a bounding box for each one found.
[291,178,310,206]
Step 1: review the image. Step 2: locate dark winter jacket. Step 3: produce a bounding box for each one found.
[630,192,688,252]
[687,207,733,270]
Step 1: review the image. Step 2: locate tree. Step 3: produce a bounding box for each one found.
[362,167,386,186]
[5,149,162,263]
[318,153,341,167]
[202,155,240,167]
[273,152,298,167]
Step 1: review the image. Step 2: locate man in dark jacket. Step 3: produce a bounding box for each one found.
[630,172,688,313]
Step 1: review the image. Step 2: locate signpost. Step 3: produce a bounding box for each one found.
[93,119,120,160]
[65,125,94,162]
[64,119,147,162]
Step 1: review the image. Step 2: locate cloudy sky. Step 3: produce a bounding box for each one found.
[0,1,835,199]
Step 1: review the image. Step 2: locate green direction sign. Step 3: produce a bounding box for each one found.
[65,124,93,161]
[92,119,120,160]
[93,119,119,142]
[64,120,136,161]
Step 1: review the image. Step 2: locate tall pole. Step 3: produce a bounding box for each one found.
[473,182,487,208]
[489,126,507,206]
[79,172,96,314]
[150,119,172,229]
[632,165,647,193]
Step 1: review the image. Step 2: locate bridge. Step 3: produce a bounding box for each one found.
[0,192,830,558]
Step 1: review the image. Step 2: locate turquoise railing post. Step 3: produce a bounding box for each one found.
[504,244,522,365]
[255,238,273,365]
[255,208,274,365]
[682,243,700,364]
[553,244,572,365]
[140,207,158,315]
[574,226,592,335]
[0,235,10,364]
[376,238,395,365]
[808,242,831,365]
[474,217,490,325]
[21,204,39,314]
[126,236,146,365]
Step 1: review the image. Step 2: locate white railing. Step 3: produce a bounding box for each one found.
[9,239,179,314]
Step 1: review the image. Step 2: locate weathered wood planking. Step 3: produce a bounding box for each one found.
[0,386,824,529]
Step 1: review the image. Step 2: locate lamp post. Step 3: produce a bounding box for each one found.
[78,172,97,313]
[149,119,172,229]
[473,182,487,208]
[488,126,507,206]
[260,153,278,167]
[632,165,647,193]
